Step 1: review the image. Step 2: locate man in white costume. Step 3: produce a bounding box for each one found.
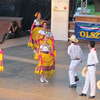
[80,41,99,99]
[68,35,83,88]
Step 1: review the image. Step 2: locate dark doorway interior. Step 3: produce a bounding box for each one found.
[0,0,51,30]
[69,0,76,21]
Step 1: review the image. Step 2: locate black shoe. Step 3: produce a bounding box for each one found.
[75,76,79,82]
[69,84,77,88]
[89,96,95,99]
[79,93,87,96]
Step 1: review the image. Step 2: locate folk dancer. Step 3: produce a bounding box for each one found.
[28,12,43,51]
[80,41,99,99]
[0,49,4,72]
[34,38,56,83]
[68,35,83,88]
[33,21,56,60]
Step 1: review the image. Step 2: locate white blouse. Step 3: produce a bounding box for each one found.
[34,19,41,26]
[87,48,99,65]
[39,30,53,37]
[40,45,50,52]
[68,43,83,60]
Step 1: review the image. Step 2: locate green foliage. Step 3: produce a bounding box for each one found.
[95,12,100,15]
[87,4,100,15]
[87,4,95,15]
[77,0,81,3]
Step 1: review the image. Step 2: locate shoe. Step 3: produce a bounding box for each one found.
[40,77,44,83]
[69,84,77,88]
[75,76,79,82]
[43,77,48,83]
[44,79,48,83]
[79,93,87,96]
[89,96,95,99]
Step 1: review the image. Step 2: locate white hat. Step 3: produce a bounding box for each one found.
[69,35,79,43]
[97,80,100,90]
[81,66,88,77]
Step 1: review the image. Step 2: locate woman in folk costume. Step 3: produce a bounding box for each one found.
[68,35,83,88]
[32,21,50,60]
[34,21,52,53]
[0,48,4,72]
[34,36,56,83]
[44,29,56,58]
[36,22,56,58]
[38,22,49,40]
[35,21,48,51]
[28,12,43,51]
[31,12,42,29]
[80,41,99,99]
[44,30,56,57]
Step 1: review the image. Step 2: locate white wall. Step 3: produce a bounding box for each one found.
[51,0,69,41]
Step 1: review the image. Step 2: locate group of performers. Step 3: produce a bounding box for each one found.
[28,12,99,98]
[0,11,99,99]
[68,35,99,99]
[28,12,56,83]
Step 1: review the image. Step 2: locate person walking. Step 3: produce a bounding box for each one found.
[68,35,83,88]
[80,41,99,99]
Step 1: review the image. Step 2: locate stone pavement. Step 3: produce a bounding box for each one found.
[0,36,100,100]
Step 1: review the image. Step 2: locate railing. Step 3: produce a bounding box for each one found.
[0,17,23,44]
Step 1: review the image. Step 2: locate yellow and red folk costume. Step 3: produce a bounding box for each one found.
[34,42,56,78]
[0,49,4,72]
[35,30,56,58]
[28,12,43,50]
[31,21,48,51]
[31,27,43,51]
[44,31,56,57]
[33,31,56,61]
